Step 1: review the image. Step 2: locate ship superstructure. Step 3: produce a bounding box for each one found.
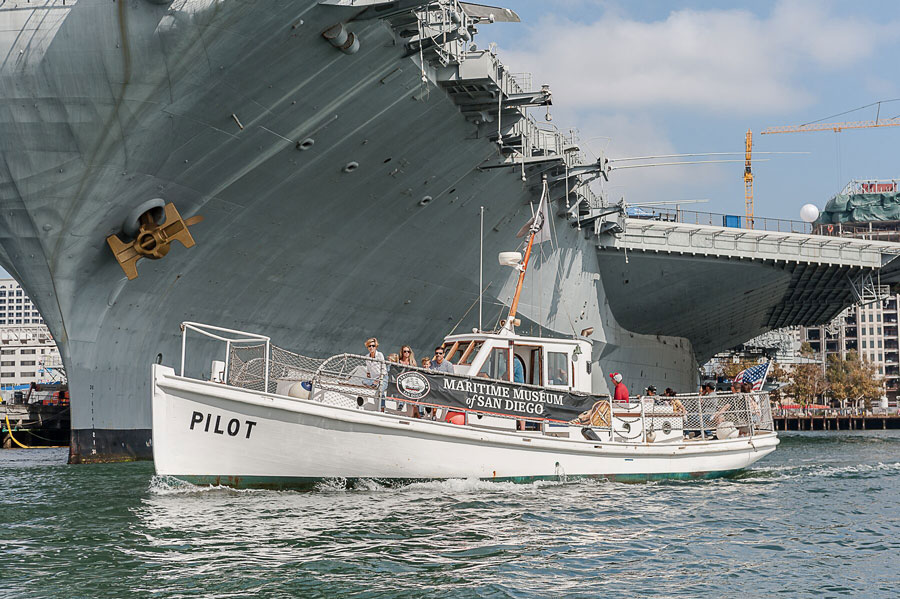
[1,0,898,461]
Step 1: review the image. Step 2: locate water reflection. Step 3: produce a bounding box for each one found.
[4,433,900,597]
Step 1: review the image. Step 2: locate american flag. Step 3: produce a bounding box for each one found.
[733,362,770,391]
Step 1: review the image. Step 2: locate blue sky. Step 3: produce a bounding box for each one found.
[481,0,900,221]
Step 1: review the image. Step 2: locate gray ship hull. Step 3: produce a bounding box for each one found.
[1,1,841,462]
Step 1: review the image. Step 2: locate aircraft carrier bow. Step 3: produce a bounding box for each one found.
[2,0,899,461]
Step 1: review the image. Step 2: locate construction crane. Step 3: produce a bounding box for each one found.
[744,129,754,228]
[761,100,900,134]
[761,117,900,134]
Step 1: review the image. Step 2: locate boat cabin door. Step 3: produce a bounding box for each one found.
[513,344,543,386]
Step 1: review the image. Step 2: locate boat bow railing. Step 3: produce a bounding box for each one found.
[180,322,271,389]
[179,322,326,394]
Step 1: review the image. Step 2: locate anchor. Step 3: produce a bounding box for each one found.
[106,202,203,280]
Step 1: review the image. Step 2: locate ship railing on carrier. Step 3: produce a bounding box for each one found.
[629,207,814,234]
[179,324,773,441]
[408,1,604,212]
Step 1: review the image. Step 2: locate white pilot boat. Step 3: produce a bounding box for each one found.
[151,184,778,488]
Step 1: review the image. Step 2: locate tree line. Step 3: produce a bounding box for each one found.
[722,343,883,410]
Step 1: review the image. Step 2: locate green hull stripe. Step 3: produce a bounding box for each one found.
[177,469,744,490]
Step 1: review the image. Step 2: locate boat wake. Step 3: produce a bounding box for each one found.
[313,476,577,494]
[148,475,264,496]
[737,460,900,482]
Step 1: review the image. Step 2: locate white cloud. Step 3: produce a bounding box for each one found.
[500,0,898,115]
[577,112,730,205]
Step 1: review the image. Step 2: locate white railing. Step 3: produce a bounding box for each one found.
[179,322,271,391]
[176,323,773,441]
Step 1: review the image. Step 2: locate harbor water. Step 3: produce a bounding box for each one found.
[3,431,899,598]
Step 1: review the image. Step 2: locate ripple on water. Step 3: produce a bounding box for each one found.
[3,432,900,598]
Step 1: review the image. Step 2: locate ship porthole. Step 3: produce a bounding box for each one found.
[419,196,432,206]
[343,161,359,173]
[297,138,315,151]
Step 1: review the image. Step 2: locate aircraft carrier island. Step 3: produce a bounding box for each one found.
[2,0,899,462]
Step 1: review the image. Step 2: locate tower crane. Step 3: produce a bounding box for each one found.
[744,129,754,228]
[761,117,900,134]
[761,100,900,134]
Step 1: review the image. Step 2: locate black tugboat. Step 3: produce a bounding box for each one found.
[1,383,70,448]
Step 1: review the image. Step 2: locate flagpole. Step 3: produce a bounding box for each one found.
[479,206,484,332]
[505,176,548,332]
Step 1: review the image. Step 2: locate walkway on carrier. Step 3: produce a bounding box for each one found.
[591,216,900,361]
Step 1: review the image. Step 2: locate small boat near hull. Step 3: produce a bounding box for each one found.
[152,365,779,489]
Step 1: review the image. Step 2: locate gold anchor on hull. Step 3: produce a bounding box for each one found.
[106,202,203,280]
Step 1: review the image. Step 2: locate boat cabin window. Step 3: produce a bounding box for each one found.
[547,351,570,387]
[458,341,483,366]
[479,347,510,380]
[441,341,460,363]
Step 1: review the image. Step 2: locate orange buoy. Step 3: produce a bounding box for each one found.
[447,412,466,425]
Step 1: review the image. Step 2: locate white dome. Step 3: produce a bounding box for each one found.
[800,204,820,223]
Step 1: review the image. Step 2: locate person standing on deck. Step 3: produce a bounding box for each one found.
[609,372,629,403]
[363,337,386,390]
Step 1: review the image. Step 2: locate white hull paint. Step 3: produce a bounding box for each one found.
[152,365,779,487]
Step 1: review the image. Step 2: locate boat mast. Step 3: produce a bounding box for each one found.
[504,176,547,332]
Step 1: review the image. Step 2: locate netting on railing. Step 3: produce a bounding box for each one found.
[224,342,774,439]
[228,343,325,393]
[672,392,773,434]
[308,353,386,409]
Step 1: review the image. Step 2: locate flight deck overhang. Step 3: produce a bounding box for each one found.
[595,218,900,361]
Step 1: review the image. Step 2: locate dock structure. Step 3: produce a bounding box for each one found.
[774,414,900,431]
[1,403,69,448]
[592,215,900,361]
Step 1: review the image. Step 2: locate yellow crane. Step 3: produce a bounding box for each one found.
[744,129,754,229]
[762,100,900,135]
[761,117,900,135]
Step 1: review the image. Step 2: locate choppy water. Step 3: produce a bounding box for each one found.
[2,432,900,598]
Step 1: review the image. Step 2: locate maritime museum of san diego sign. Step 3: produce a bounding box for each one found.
[389,365,600,422]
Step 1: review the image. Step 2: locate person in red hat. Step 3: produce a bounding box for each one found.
[609,372,630,403]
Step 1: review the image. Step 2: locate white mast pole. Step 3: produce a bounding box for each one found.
[479,206,484,332]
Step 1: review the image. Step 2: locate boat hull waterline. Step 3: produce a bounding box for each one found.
[152,365,779,489]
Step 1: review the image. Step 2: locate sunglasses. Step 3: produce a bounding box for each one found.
[402,350,410,353]
[367,344,376,348]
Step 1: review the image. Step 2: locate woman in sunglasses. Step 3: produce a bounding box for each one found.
[363,337,386,390]
[397,345,417,368]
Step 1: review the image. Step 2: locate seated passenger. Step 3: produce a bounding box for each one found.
[420,357,431,369]
[430,346,455,374]
[645,385,657,397]
[513,356,525,383]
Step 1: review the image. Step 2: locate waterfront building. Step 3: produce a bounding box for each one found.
[799,179,900,407]
[802,299,897,407]
[0,278,61,390]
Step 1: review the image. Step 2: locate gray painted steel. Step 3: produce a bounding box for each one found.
[0,1,893,461]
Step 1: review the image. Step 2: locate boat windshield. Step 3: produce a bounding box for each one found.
[479,347,509,380]
[458,341,483,365]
